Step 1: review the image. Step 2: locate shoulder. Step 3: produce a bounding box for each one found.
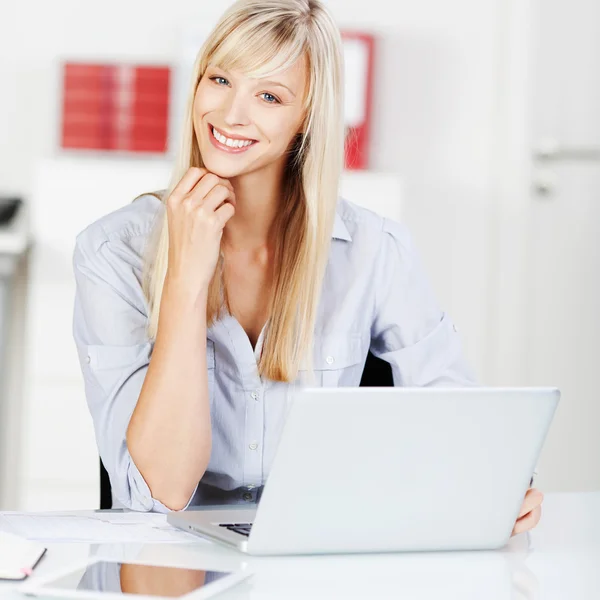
[75,192,164,254]
[73,192,164,274]
[336,197,416,263]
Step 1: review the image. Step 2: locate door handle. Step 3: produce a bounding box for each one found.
[535,138,600,161]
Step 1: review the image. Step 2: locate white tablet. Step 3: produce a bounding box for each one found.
[19,558,252,600]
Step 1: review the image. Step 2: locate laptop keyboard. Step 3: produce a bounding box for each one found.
[219,523,253,537]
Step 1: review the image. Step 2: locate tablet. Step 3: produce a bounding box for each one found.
[19,559,252,600]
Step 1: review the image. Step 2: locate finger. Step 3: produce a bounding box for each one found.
[512,505,542,536]
[170,167,208,202]
[190,172,235,206]
[199,172,234,195]
[202,184,235,213]
[214,202,236,228]
[518,488,544,519]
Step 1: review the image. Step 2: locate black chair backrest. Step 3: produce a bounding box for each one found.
[359,351,394,387]
[98,351,393,509]
[100,459,112,509]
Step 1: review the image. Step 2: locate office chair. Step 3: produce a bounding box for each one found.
[100,459,112,509]
[98,351,393,509]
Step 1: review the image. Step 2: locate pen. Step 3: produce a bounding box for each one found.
[530,469,538,487]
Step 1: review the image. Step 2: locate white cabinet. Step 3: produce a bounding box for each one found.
[19,157,171,510]
[18,156,402,510]
[22,382,98,485]
[0,202,30,510]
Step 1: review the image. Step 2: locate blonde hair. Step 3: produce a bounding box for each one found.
[142,0,345,382]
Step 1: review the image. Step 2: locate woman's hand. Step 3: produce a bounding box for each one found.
[165,167,236,301]
[511,488,544,536]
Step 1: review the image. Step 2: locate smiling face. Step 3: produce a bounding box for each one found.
[192,54,309,180]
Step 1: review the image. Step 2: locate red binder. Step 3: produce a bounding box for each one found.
[341,32,375,170]
[60,63,170,153]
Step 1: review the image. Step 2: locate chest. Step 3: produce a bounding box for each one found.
[224,255,273,349]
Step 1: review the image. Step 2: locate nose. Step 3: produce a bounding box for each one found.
[222,90,251,128]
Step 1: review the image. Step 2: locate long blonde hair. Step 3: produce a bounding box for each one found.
[142,0,345,382]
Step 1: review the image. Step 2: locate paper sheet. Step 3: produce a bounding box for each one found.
[0,512,203,544]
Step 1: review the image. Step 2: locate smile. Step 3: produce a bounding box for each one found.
[208,124,258,154]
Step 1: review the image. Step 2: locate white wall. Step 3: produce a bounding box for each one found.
[0,0,506,508]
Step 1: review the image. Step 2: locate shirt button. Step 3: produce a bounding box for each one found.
[251,391,259,400]
[326,356,334,365]
[86,356,91,364]
[453,324,459,333]
[249,442,258,450]
[243,492,253,501]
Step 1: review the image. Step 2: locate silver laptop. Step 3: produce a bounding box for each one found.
[168,387,559,555]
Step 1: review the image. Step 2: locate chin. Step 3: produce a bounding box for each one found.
[201,153,262,181]
[201,158,247,179]
[196,144,242,177]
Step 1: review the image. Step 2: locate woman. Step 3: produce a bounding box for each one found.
[73,0,542,536]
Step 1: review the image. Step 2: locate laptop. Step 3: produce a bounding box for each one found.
[167,387,559,555]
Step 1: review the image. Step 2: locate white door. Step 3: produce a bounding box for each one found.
[526,0,600,491]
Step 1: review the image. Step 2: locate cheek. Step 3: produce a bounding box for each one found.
[192,95,204,133]
[262,112,302,149]
[193,86,218,125]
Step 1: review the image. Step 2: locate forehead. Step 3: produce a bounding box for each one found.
[279,53,308,86]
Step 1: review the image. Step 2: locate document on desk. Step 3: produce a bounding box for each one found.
[0,512,204,544]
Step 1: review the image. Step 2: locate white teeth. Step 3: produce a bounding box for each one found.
[212,126,254,149]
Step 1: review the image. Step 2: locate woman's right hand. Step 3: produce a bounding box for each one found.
[164,167,236,300]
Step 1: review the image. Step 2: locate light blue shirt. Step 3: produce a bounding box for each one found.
[72,193,476,512]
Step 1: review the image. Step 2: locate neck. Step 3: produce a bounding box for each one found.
[223,160,286,252]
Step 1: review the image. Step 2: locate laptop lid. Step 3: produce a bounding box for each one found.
[246,387,559,555]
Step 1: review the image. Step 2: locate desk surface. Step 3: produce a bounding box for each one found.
[1,492,599,599]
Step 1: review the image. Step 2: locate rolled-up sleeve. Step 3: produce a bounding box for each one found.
[72,228,198,512]
[370,219,477,387]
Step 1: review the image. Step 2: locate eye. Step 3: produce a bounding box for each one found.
[260,92,281,105]
[210,76,230,86]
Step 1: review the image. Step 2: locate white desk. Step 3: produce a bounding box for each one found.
[1,492,599,599]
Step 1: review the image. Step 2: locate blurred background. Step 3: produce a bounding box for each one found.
[0,0,597,511]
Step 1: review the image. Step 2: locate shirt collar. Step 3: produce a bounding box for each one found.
[332,210,352,242]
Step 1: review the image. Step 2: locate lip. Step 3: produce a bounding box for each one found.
[207,123,258,154]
